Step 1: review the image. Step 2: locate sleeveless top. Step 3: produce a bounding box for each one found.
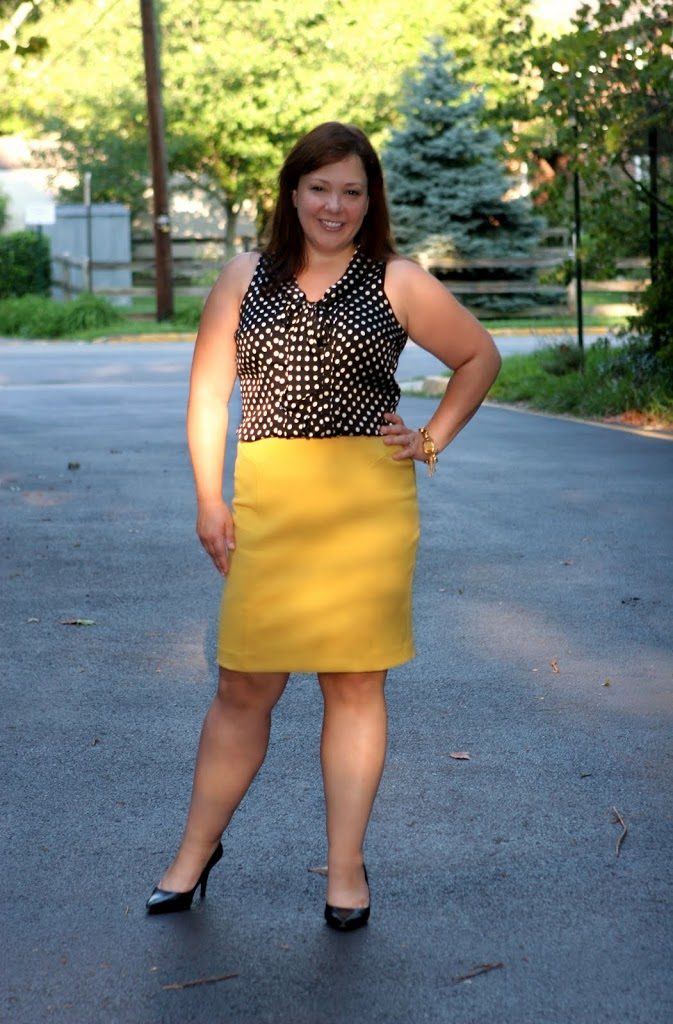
[235,250,408,441]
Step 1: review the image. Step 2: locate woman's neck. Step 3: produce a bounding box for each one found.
[295,246,357,302]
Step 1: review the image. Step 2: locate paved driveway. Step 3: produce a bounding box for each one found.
[2,342,672,1024]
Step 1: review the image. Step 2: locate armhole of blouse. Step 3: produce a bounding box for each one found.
[381,258,409,338]
[236,253,265,326]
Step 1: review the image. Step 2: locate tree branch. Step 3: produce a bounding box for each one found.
[616,156,673,215]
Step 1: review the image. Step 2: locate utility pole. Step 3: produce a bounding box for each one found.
[140,0,173,320]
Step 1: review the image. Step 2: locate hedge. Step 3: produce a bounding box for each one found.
[0,230,51,299]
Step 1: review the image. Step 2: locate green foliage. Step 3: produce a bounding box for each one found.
[629,245,673,352]
[539,342,583,375]
[60,293,124,332]
[0,186,8,229]
[510,1,673,272]
[0,292,123,337]
[170,297,204,328]
[490,338,673,424]
[517,1,672,175]
[383,39,543,262]
[44,110,150,216]
[0,230,50,298]
[4,0,535,234]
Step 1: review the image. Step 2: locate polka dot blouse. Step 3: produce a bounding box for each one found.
[235,250,408,441]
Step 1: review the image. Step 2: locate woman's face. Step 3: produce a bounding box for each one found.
[292,154,369,257]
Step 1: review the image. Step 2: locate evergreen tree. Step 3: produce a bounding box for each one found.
[383,39,541,261]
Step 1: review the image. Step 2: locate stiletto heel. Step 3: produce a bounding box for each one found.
[324,864,370,931]
[146,842,223,915]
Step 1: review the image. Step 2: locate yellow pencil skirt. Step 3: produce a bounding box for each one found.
[217,436,419,673]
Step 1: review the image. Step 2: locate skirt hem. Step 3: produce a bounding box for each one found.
[216,646,416,674]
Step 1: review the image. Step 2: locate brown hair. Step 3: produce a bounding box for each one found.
[264,121,396,281]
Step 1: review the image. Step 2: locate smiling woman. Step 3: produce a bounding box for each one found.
[146,121,501,931]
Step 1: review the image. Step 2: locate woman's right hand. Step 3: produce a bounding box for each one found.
[196,498,236,576]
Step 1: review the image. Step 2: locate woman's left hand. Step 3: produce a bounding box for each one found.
[380,412,426,462]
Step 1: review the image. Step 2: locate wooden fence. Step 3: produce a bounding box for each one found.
[52,235,650,320]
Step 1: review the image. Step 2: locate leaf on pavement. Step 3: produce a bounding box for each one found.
[61,618,96,626]
[550,658,560,673]
[452,961,504,983]
[308,865,328,876]
[449,751,471,760]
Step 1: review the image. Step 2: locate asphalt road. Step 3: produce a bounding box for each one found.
[2,341,672,1024]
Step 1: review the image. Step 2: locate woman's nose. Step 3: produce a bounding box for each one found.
[325,191,342,212]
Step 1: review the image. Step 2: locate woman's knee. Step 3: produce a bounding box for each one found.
[318,671,387,707]
[215,667,288,713]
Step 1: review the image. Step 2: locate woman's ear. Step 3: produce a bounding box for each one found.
[291,190,298,208]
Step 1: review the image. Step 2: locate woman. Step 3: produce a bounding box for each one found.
[146,122,501,930]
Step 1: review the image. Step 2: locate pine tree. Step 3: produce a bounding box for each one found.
[383,38,541,261]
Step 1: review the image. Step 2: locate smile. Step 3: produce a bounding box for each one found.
[319,219,345,230]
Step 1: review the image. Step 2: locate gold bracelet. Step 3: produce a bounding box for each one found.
[418,426,438,477]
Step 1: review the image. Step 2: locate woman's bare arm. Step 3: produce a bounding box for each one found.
[382,258,502,459]
[186,252,258,573]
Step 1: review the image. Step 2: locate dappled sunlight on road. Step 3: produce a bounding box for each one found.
[147,623,211,680]
[449,592,673,716]
[20,489,71,507]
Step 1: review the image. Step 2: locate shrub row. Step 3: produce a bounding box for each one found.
[0,231,51,299]
[0,293,124,338]
[489,338,673,424]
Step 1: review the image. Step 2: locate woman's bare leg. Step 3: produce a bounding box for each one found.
[158,666,289,892]
[318,670,387,908]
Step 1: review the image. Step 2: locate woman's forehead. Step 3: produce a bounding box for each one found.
[302,155,367,182]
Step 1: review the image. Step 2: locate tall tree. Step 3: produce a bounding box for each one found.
[510,0,673,343]
[511,1,673,264]
[383,38,542,261]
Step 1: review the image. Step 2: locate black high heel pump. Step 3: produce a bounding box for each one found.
[324,864,370,931]
[146,842,223,915]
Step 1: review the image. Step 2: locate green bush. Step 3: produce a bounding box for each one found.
[0,293,123,338]
[628,244,673,353]
[540,343,584,376]
[171,297,203,328]
[60,293,124,332]
[0,230,51,298]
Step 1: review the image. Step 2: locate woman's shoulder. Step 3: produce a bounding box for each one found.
[383,254,437,305]
[384,254,428,285]
[225,250,262,285]
[211,251,262,304]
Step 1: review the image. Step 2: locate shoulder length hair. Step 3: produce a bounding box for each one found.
[264,121,396,281]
